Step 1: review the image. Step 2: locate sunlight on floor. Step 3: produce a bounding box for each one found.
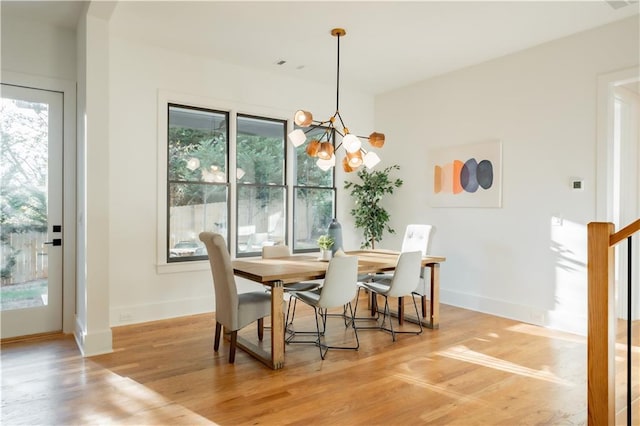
[394,372,491,407]
[78,367,217,425]
[507,323,585,343]
[436,345,575,386]
[393,372,494,423]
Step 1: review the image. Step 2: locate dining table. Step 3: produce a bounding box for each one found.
[231,249,446,369]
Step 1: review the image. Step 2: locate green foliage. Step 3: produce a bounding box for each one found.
[296,187,334,244]
[168,126,227,207]
[344,165,403,249]
[0,280,47,309]
[1,98,50,280]
[168,124,286,209]
[293,126,335,243]
[1,254,16,280]
[317,234,334,250]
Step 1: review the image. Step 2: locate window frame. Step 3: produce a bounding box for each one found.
[235,113,288,258]
[291,126,336,254]
[166,103,230,264]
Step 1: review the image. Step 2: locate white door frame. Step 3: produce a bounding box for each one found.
[597,66,640,320]
[2,71,77,335]
[596,66,640,221]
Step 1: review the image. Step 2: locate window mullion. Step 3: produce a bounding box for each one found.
[229,110,238,258]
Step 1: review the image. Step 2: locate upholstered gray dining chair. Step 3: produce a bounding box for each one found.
[261,245,321,332]
[287,254,360,359]
[199,232,272,364]
[355,250,423,341]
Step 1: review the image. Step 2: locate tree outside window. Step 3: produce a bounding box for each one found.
[293,126,335,252]
[167,104,228,262]
[236,115,286,256]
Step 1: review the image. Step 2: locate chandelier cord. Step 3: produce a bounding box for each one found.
[336,32,340,113]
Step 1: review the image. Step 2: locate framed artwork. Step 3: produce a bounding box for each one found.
[428,139,502,208]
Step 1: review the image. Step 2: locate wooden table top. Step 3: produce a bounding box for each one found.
[232,250,445,285]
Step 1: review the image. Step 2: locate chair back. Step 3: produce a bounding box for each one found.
[387,251,422,297]
[262,245,291,258]
[401,224,433,255]
[317,255,358,309]
[199,232,238,329]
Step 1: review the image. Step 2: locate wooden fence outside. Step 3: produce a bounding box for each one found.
[1,232,48,285]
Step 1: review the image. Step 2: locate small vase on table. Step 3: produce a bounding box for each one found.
[317,234,334,261]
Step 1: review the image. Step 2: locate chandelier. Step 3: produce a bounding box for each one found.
[287,28,384,173]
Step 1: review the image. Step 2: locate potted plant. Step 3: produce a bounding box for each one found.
[344,164,403,249]
[317,234,334,260]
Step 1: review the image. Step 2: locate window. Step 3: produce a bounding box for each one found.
[236,115,286,256]
[293,126,336,252]
[167,104,229,262]
[163,100,331,264]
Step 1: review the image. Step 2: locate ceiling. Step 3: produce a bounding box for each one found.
[3,1,639,94]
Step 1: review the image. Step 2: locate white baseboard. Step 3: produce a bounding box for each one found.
[440,288,586,336]
[74,315,113,357]
[110,296,215,327]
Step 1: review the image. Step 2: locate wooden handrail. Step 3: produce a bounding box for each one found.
[610,218,640,246]
[588,218,640,425]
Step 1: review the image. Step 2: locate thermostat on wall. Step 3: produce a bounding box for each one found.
[571,178,584,191]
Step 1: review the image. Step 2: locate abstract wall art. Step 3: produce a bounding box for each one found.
[428,140,502,207]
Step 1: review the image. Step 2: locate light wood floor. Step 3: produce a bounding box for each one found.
[1,295,588,425]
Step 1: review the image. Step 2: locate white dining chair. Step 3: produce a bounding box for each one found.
[370,224,434,319]
[286,254,360,359]
[355,251,423,341]
[262,245,321,333]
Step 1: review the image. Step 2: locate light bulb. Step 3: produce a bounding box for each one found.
[317,155,336,171]
[343,134,361,153]
[288,129,306,147]
[294,110,313,127]
[317,142,335,160]
[369,132,385,148]
[363,151,381,169]
[346,150,363,168]
[306,139,320,157]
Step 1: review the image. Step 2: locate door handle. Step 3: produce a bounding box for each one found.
[44,239,62,246]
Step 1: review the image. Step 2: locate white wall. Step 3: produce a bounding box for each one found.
[1,16,77,81]
[375,16,639,335]
[107,30,374,326]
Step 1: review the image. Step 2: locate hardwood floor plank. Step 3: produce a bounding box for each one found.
[2,297,591,425]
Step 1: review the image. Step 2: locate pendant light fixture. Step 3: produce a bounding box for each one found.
[287,28,384,173]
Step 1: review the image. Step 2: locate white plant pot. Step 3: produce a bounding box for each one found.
[320,249,332,261]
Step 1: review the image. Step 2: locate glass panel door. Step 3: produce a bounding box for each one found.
[1,83,63,338]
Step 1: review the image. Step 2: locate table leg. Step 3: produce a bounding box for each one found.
[430,264,440,329]
[370,292,377,316]
[234,280,285,369]
[397,297,404,325]
[421,295,427,318]
[270,281,285,368]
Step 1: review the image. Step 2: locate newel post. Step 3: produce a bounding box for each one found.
[587,222,615,425]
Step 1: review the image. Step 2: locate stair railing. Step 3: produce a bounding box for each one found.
[588,218,640,425]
